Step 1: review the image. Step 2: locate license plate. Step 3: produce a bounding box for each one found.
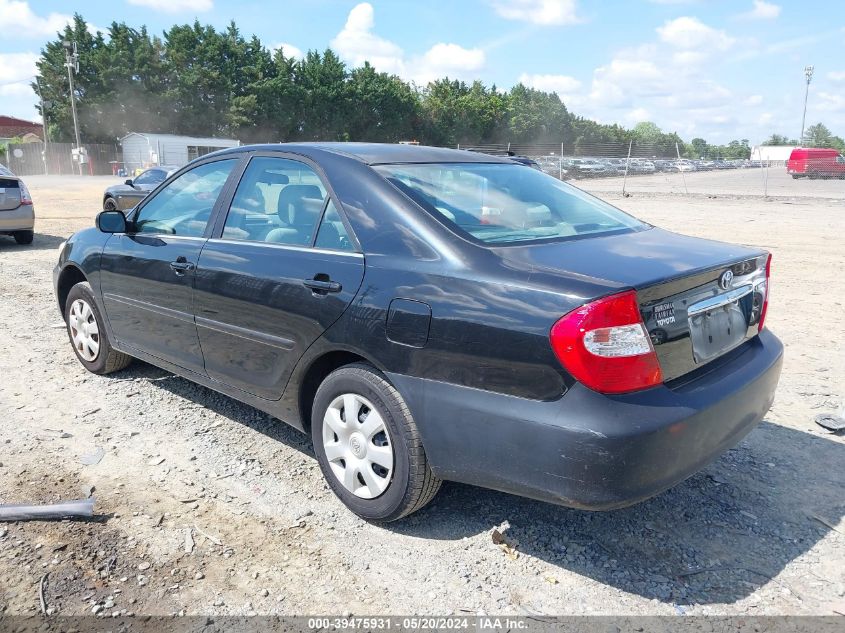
[687,286,751,363]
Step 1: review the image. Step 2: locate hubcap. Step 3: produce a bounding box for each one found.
[322,393,394,499]
[68,299,100,362]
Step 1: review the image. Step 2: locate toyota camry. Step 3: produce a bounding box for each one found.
[53,143,783,521]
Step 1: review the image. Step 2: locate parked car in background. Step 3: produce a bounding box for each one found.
[629,159,656,174]
[0,163,34,245]
[675,160,696,172]
[569,158,607,177]
[55,143,782,521]
[787,147,845,179]
[103,165,179,210]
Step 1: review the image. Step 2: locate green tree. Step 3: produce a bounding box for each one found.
[762,133,797,145]
[505,84,569,144]
[347,62,419,142]
[804,123,834,148]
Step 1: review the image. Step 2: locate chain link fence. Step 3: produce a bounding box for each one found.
[3,142,122,176]
[456,141,843,200]
[2,138,842,202]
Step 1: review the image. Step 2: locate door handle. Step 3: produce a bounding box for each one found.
[169,258,195,276]
[303,277,342,294]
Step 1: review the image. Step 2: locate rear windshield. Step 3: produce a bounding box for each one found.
[374,162,646,245]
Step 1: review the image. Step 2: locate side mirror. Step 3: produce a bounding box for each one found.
[124,178,134,187]
[96,210,127,234]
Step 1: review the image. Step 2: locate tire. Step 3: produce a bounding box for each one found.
[64,281,132,375]
[13,230,33,245]
[103,197,117,211]
[311,363,441,522]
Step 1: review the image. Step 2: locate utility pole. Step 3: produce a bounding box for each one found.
[62,40,83,175]
[34,78,49,175]
[800,65,814,146]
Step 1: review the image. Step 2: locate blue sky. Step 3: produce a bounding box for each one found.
[1,0,844,143]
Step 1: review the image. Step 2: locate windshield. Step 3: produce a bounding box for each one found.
[375,162,646,245]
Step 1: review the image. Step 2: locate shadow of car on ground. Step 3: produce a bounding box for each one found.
[111,359,844,607]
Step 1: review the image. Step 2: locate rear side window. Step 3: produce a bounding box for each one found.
[314,200,354,251]
[222,157,330,246]
[375,162,646,246]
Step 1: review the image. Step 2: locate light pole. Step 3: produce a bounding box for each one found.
[800,65,814,146]
[62,40,83,175]
[34,78,49,175]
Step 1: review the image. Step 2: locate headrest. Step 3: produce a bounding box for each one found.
[258,169,289,185]
[277,185,324,223]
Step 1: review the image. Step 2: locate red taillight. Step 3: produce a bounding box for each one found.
[757,253,772,332]
[18,181,33,205]
[550,290,663,394]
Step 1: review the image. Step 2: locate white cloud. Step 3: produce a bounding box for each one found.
[827,71,845,82]
[517,73,581,101]
[626,107,651,124]
[816,91,845,112]
[491,0,580,25]
[126,0,213,12]
[657,16,735,51]
[0,0,74,37]
[414,43,484,84]
[738,0,781,20]
[744,94,764,106]
[272,42,304,60]
[0,52,38,83]
[331,3,485,84]
[330,2,406,75]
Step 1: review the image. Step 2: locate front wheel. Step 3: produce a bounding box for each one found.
[65,281,132,374]
[311,363,441,521]
[103,197,118,211]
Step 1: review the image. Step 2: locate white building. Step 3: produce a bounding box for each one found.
[751,144,796,164]
[120,132,240,172]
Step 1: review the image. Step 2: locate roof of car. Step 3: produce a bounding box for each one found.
[214,142,514,165]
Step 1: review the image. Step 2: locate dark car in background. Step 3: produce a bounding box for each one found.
[102,165,178,210]
[0,164,34,244]
[54,143,782,521]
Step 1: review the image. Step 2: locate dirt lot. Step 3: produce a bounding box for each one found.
[0,172,843,617]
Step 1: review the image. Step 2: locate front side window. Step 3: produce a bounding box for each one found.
[133,159,236,237]
[374,162,647,245]
[222,157,328,246]
[133,169,164,186]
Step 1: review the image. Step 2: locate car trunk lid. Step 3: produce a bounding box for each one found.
[495,227,769,381]
[0,178,22,211]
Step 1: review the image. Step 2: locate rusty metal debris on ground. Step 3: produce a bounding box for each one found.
[0,497,95,522]
[38,572,48,614]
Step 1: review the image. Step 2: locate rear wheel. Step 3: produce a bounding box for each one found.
[311,363,441,521]
[13,230,33,245]
[65,281,132,375]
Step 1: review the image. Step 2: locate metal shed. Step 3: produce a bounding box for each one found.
[120,132,240,173]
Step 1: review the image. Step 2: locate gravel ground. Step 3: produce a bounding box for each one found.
[0,173,843,617]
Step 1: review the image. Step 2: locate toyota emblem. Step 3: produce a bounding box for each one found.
[719,269,734,290]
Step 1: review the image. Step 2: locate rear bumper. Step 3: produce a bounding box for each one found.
[388,328,783,510]
[0,204,34,232]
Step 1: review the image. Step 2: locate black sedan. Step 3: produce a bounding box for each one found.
[54,143,782,521]
[102,166,178,210]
